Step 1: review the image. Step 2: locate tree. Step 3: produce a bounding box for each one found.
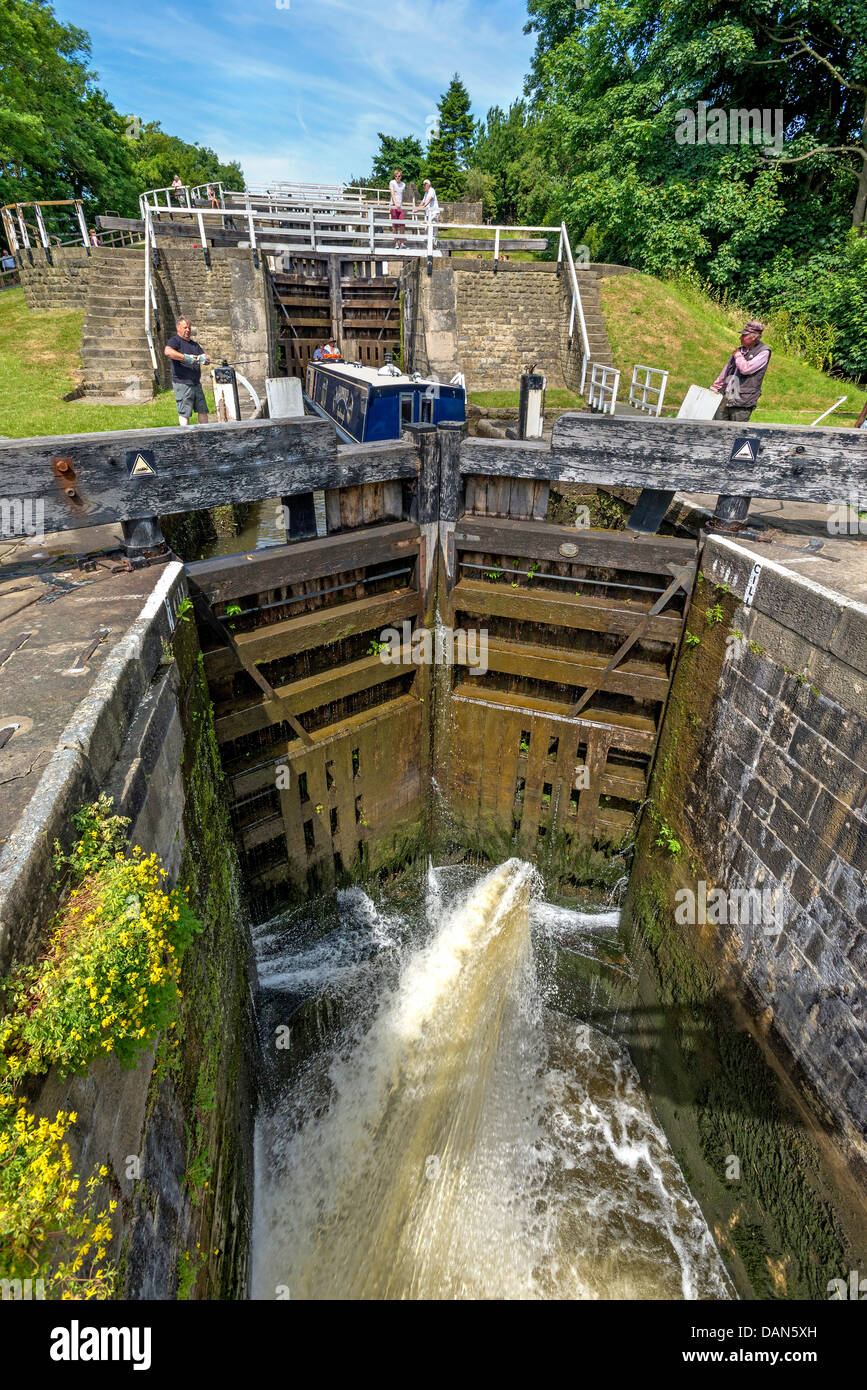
[423,74,475,199]
[469,101,539,222]
[520,0,867,373]
[0,0,139,216]
[750,1,867,230]
[124,124,243,199]
[370,133,424,185]
[0,0,243,235]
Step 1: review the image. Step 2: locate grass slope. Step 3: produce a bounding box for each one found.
[599,273,866,426]
[0,288,214,438]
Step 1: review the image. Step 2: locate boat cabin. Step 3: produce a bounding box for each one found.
[305,361,466,443]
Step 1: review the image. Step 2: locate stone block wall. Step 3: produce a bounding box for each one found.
[454,262,566,389]
[622,534,867,1297]
[695,539,867,1166]
[18,245,92,311]
[441,200,483,224]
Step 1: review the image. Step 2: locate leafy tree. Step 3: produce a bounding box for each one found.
[521,0,867,375]
[469,101,540,223]
[124,124,243,200]
[0,0,243,235]
[370,133,424,185]
[0,0,139,217]
[462,167,497,218]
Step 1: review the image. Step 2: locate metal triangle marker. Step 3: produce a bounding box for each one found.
[130,454,155,476]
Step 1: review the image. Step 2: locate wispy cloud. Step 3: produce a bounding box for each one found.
[54,0,533,182]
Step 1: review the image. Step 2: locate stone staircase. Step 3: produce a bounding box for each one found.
[78,248,156,402]
[576,269,616,369]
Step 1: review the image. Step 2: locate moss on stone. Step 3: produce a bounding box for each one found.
[620,582,852,1300]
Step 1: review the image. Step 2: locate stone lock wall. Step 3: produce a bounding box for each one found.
[403,260,573,391]
[622,534,867,1299]
[154,246,276,410]
[454,263,566,389]
[17,245,93,311]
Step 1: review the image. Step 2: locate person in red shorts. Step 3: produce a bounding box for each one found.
[389,168,406,250]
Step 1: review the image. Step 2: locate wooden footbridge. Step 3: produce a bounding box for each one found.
[2,411,863,915]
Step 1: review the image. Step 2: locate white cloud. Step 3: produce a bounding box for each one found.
[57,0,534,182]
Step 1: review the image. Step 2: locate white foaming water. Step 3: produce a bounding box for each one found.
[252,860,733,1300]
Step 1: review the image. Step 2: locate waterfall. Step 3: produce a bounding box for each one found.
[252,859,733,1300]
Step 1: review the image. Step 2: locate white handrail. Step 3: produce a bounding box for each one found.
[560,221,591,395]
[143,207,159,378]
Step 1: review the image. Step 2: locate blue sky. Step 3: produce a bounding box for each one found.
[54,0,535,186]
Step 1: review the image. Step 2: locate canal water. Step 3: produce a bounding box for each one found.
[251,859,733,1300]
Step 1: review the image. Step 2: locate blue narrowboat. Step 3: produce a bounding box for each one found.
[304,361,466,443]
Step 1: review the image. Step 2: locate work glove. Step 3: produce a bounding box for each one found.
[182,353,198,366]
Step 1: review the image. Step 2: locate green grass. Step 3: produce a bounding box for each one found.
[470,388,584,409]
[0,288,214,438]
[599,273,865,426]
[438,225,543,262]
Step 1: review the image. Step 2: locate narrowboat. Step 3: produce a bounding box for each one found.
[304,361,466,443]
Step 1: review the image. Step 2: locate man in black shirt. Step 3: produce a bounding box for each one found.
[164,316,211,425]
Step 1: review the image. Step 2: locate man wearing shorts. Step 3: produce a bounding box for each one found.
[389,169,406,250]
[164,317,210,425]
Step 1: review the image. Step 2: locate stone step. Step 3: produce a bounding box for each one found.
[80,374,155,398]
[86,294,144,308]
[82,321,149,338]
[82,351,154,369]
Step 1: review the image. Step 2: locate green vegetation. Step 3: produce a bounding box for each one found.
[367,8,867,382]
[0,796,199,1300]
[1,0,242,220]
[600,274,865,425]
[0,796,200,1081]
[470,388,583,409]
[0,288,214,437]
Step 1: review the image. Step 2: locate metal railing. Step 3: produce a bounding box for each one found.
[587,363,620,414]
[557,223,592,396]
[629,364,669,417]
[1,199,90,257]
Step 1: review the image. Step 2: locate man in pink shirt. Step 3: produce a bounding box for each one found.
[710,321,772,422]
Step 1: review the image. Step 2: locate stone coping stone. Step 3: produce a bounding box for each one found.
[0,559,187,970]
[704,534,867,682]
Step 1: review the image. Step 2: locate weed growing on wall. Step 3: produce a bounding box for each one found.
[0,796,201,1298]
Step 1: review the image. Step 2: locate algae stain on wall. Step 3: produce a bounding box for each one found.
[621,574,856,1300]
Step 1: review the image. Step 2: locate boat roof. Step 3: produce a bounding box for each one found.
[312,361,457,390]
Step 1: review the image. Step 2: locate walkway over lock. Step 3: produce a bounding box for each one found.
[3,409,863,911]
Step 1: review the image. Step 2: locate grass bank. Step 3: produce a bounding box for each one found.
[0,288,214,438]
[599,273,865,426]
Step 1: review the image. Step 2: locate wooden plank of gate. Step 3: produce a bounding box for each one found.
[452,515,696,573]
[479,637,670,701]
[186,520,419,603]
[567,564,693,717]
[450,579,683,642]
[204,588,419,680]
[576,726,612,833]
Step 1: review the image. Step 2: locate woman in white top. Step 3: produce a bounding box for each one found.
[419,180,440,246]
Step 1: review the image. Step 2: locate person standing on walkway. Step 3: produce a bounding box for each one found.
[418,179,440,246]
[710,321,772,421]
[389,169,407,250]
[856,397,867,429]
[164,316,210,426]
[170,174,185,206]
